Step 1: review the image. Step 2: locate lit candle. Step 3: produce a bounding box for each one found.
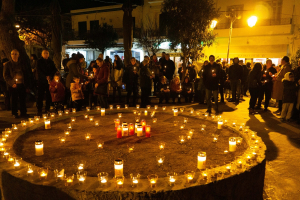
[39,169,48,179]
[167,172,177,186]
[122,125,129,137]
[152,118,157,123]
[136,125,143,137]
[67,123,72,130]
[197,152,206,170]
[27,165,34,175]
[212,134,218,143]
[154,105,158,110]
[114,159,123,177]
[72,108,76,113]
[101,108,105,116]
[12,124,18,130]
[162,106,166,111]
[65,176,74,186]
[125,104,128,109]
[243,126,249,134]
[44,119,51,129]
[173,108,178,116]
[226,164,231,174]
[141,119,146,132]
[129,123,134,135]
[224,150,229,154]
[114,119,120,130]
[50,113,55,118]
[117,126,122,138]
[95,121,99,126]
[201,124,206,132]
[229,137,237,152]
[42,114,48,120]
[85,133,91,141]
[21,120,27,127]
[77,171,87,184]
[97,141,104,149]
[184,170,195,183]
[190,109,194,114]
[63,129,70,136]
[156,155,165,166]
[110,105,113,110]
[186,132,193,140]
[145,125,151,137]
[144,110,148,116]
[59,136,66,143]
[118,113,122,118]
[148,174,158,188]
[98,172,108,185]
[159,142,165,150]
[183,117,188,124]
[78,163,84,171]
[86,107,91,112]
[236,156,243,168]
[179,135,185,144]
[180,124,185,130]
[14,159,20,168]
[28,118,34,124]
[173,121,179,126]
[232,120,237,127]
[71,117,76,123]
[136,104,140,109]
[89,116,94,122]
[84,113,89,119]
[236,137,243,145]
[250,131,257,140]
[130,173,140,187]
[96,106,101,111]
[128,144,134,153]
[218,120,223,129]
[35,140,44,156]
[65,110,69,115]
[180,107,184,112]
[116,176,124,188]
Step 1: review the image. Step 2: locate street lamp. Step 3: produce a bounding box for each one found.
[247,16,258,27]
[210,20,218,29]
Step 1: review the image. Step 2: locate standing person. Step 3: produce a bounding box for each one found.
[240,60,249,99]
[202,55,221,114]
[36,49,57,116]
[248,63,262,115]
[49,72,65,112]
[150,54,160,95]
[164,54,175,82]
[3,49,32,118]
[243,62,251,96]
[257,59,277,111]
[187,63,196,91]
[65,53,87,108]
[170,76,182,103]
[94,58,109,108]
[219,62,227,103]
[197,61,208,104]
[159,52,166,70]
[0,58,10,111]
[123,57,139,106]
[105,56,112,97]
[280,72,297,122]
[111,55,124,103]
[272,56,292,115]
[228,57,243,103]
[62,54,70,73]
[182,76,193,103]
[30,54,38,82]
[70,77,84,111]
[157,76,170,103]
[139,56,153,108]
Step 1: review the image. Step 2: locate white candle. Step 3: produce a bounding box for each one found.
[197,152,206,170]
[137,125,143,137]
[35,141,44,156]
[101,108,105,116]
[122,125,129,136]
[218,120,223,129]
[174,108,178,116]
[229,137,237,152]
[114,159,123,177]
[44,120,51,129]
[144,110,148,116]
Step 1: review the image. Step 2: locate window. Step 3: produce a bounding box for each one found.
[90,20,99,31]
[78,21,87,38]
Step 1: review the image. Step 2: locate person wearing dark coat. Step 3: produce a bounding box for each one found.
[182,76,193,103]
[150,54,160,95]
[62,54,70,73]
[94,58,109,108]
[163,54,175,82]
[139,57,153,108]
[123,57,139,106]
[157,76,170,103]
[219,63,227,103]
[159,52,167,72]
[36,49,57,115]
[4,49,33,118]
[248,63,262,114]
[228,57,243,103]
[202,55,221,114]
[257,59,277,111]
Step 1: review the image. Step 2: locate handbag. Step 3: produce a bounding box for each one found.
[94,83,108,95]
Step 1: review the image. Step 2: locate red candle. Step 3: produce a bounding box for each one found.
[146,125,151,137]
[117,126,122,138]
[129,123,134,135]
[141,119,146,132]
[114,119,120,130]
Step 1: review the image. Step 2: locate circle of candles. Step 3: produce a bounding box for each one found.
[154,105,158,110]
[39,168,48,179]
[85,133,91,141]
[35,140,44,156]
[118,113,122,118]
[86,107,91,112]
[184,170,195,183]
[173,108,178,116]
[98,172,108,185]
[114,159,123,177]
[128,144,134,153]
[44,119,51,129]
[101,108,105,116]
[116,105,120,109]
[77,171,87,184]
[71,117,76,123]
[21,120,27,127]
[130,173,140,187]
[179,135,186,144]
[156,155,165,166]
[89,116,94,122]
[167,172,177,186]
[145,125,151,137]
[34,116,40,122]
[229,137,237,152]
[197,152,206,169]
[109,105,113,110]
[147,174,158,188]
[159,142,165,150]
[59,136,66,143]
[95,120,100,126]
[218,119,223,129]
[136,104,140,109]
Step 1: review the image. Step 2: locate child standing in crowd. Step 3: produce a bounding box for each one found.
[49,72,65,112]
[280,72,297,122]
[70,76,84,111]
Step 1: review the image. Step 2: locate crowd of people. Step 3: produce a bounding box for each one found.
[1,49,300,124]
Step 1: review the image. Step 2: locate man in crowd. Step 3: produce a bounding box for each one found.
[37,49,57,116]
[123,57,139,106]
[203,55,221,115]
[164,54,175,82]
[228,57,243,103]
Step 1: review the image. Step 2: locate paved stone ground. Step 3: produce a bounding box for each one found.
[0,95,299,200]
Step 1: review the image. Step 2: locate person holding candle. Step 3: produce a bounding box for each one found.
[248,63,263,115]
[123,57,139,107]
[94,58,109,108]
[170,76,182,104]
[36,49,58,116]
[196,61,208,104]
[182,76,193,103]
[163,54,175,83]
[49,72,65,112]
[140,56,153,108]
[84,65,98,109]
[202,55,221,115]
[228,57,243,103]
[70,76,84,111]
[157,76,170,104]
[3,49,33,118]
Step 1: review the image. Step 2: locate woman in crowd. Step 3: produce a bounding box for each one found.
[111,55,123,103]
[170,76,182,104]
[248,63,262,115]
[139,56,153,108]
[94,58,109,108]
[123,57,139,106]
[157,76,170,104]
[196,61,208,104]
[182,76,193,103]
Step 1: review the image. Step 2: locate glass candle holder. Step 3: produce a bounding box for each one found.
[86,107,91,112]
[97,140,104,149]
[173,108,178,116]
[179,124,185,130]
[159,142,165,150]
[224,150,229,154]
[28,118,34,125]
[183,117,188,124]
[14,158,21,169]
[150,111,156,118]
[162,106,166,111]
[116,105,120,109]
[115,176,124,188]
[50,113,55,118]
[89,116,94,122]
[118,113,122,118]
[146,105,151,110]
[148,174,158,188]
[152,118,157,123]
[243,126,250,134]
[117,125,122,138]
[144,110,148,116]
[173,121,179,126]
[34,116,40,122]
[184,170,195,183]
[98,172,108,185]
[197,152,206,170]
[77,171,87,184]
[167,172,177,186]
[12,124,18,130]
[201,124,206,132]
[179,135,186,144]
[3,149,9,159]
[250,131,257,140]
[44,119,51,129]
[114,119,120,130]
[65,110,70,115]
[65,175,74,186]
[85,133,91,141]
[204,112,209,119]
[128,144,134,153]
[218,120,223,129]
[229,137,237,152]
[84,113,89,119]
[130,173,140,187]
[42,114,48,120]
[186,132,193,140]
[236,137,243,145]
[129,123,134,135]
[101,108,105,116]
[236,156,244,169]
[77,161,86,171]
[156,155,165,166]
[5,128,11,134]
[38,168,48,180]
[225,164,231,174]
[27,165,34,176]
[59,136,66,143]
[201,169,208,180]
[109,105,113,110]
[122,125,129,137]
[72,108,76,113]
[136,104,140,109]
[212,134,219,143]
[137,111,141,116]
[50,106,54,111]
[71,117,76,123]
[154,105,158,110]
[114,159,123,177]
[94,120,100,126]
[145,125,151,137]
[7,155,14,163]
[67,123,72,130]
[96,106,101,111]
[133,110,137,115]
[35,140,44,156]
[190,109,194,114]
[21,120,27,127]
[54,168,65,181]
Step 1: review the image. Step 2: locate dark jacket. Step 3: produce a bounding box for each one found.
[202,62,221,91]
[157,82,169,92]
[248,69,262,89]
[150,59,160,76]
[187,67,196,82]
[164,59,175,81]
[261,66,277,89]
[123,63,139,89]
[182,80,193,93]
[139,63,152,88]
[66,62,86,89]
[282,80,297,103]
[242,65,250,84]
[37,58,57,85]
[95,63,109,85]
[49,80,65,102]
[3,60,32,88]
[228,64,243,81]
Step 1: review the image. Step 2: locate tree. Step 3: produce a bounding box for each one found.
[291,48,300,69]
[122,0,133,66]
[136,16,166,56]
[161,0,219,81]
[84,23,118,54]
